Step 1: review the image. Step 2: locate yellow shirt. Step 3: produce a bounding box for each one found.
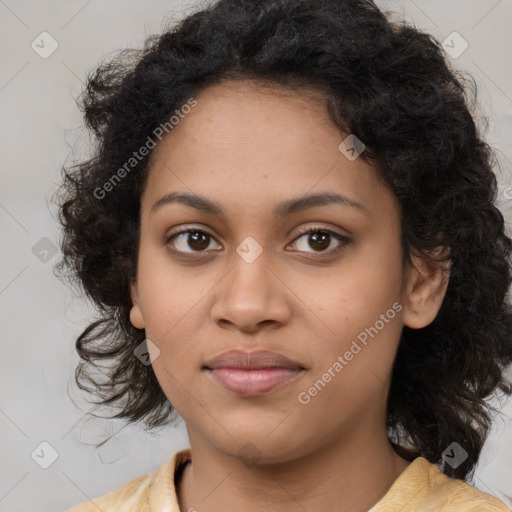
[67,448,511,511]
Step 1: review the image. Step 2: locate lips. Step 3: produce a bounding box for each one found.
[203,349,306,396]
[203,349,305,371]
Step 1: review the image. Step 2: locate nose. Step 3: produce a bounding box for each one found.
[210,248,291,333]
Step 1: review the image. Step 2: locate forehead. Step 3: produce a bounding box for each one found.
[150,79,334,156]
[141,79,396,221]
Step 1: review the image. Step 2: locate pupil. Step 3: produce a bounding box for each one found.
[190,231,209,250]
[311,232,329,251]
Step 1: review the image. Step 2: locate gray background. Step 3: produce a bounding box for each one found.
[1,1,511,511]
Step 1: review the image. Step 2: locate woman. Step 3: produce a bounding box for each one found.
[55,0,512,510]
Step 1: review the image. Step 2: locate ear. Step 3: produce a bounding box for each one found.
[402,249,451,329]
[129,280,145,329]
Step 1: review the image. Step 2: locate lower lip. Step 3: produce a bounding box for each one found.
[207,368,304,396]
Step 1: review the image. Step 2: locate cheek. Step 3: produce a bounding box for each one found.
[143,303,204,417]
[295,304,403,426]
[292,236,404,387]
[294,244,402,346]
[136,244,206,333]
[134,248,208,400]
[338,229,403,315]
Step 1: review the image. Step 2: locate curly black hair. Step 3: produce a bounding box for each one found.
[53,0,512,481]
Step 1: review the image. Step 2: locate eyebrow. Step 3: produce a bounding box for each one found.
[150,191,369,217]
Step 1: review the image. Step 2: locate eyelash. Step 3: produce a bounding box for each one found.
[163,225,349,259]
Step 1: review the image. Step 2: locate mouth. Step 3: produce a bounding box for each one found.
[205,367,305,396]
[202,349,306,396]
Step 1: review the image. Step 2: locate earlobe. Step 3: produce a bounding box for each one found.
[402,252,451,330]
[130,281,145,329]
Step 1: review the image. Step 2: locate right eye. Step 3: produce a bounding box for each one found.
[165,228,222,255]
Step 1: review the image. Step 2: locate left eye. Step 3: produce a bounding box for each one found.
[289,227,349,254]
[165,227,349,256]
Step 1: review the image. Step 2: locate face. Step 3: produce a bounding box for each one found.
[130,79,448,463]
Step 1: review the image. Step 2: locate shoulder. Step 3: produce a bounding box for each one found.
[429,469,511,512]
[370,457,511,512]
[66,448,191,512]
[447,486,512,511]
[66,472,153,512]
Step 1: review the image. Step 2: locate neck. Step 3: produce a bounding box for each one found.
[177,422,412,512]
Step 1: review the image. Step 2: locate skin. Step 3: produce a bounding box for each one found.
[129,79,450,512]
